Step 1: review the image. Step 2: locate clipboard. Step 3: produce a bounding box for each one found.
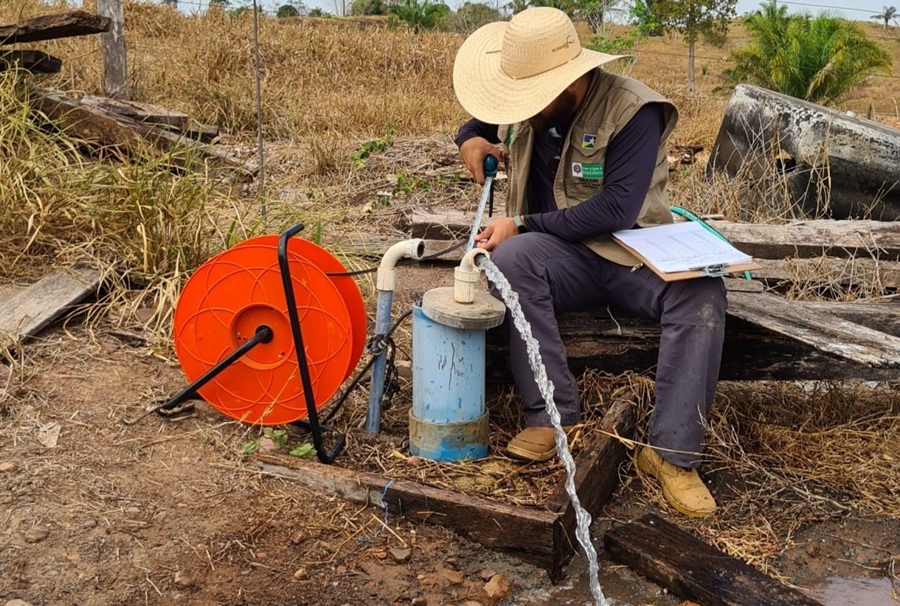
[612,222,761,282]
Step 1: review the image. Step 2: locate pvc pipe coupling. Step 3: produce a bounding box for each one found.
[454,248,489,304]
[376,238,426,291]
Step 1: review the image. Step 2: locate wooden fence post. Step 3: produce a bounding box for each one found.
[97,0,127,99]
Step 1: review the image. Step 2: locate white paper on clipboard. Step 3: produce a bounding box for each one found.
[612,222,753,274]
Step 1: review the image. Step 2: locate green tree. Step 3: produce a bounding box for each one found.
[350,0,386,15]
[630,0,663,36]
[308,7,329,15]
[277,3,302,17]
[655,0,736,91]
[450,2,502,31]
[720,1,892,104]
[871,5,898,29]
[387,0,450,31]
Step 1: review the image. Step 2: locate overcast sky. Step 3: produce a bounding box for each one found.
[172,0,892,23]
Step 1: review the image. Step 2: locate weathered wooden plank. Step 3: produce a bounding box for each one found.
[83,96,188,129]
[727,291,900,367]
[487,314,900,382]
[33,90,254,178]
[335,235,900,289]
[550,399,636,579]
[0,267,100,346]
[0,11,110,45]
[0,50,62,73]
[706,220,900,261]
[98,0,127,99]
[604,514,823,606]
[252,455,560,572]
[407,209,900,261]
[81,96,219,142]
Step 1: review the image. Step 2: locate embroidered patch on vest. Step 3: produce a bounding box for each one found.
[581,133,596,149]
[571,162,604,179]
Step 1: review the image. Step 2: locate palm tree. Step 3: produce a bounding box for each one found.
[871,5,898,29]
[720,1,892,105]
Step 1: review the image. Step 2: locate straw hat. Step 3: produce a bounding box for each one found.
[453,7,625,125]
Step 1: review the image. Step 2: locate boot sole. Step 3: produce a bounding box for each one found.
[506,444,556,463]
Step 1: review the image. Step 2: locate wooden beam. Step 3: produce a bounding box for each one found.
[97,0,127,99]
[32,90,254,178]
[0,11,110,45]
[727,291,900,367]
[550,399,636,579]
[81,96,220,142]
[332,235,900,289]
[604,514,823,606]
[706,220,900,261]
[487,314,900,382]
[0,50,62,73]
[407,209,900,261]
[0,267,100,347]
[252,455,560,573]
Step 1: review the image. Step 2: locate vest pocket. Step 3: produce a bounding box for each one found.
[563,124,612,202]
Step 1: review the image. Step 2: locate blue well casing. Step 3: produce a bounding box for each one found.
[409,302,489,462]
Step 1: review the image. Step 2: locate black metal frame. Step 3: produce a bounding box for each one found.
[153,222,345,464]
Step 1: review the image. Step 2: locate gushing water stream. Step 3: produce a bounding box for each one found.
[478,256,610,606]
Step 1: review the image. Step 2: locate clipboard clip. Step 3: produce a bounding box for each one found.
[698,264,728,278]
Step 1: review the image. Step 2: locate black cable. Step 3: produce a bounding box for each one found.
[325,240,467,277]
[322,307,415,422]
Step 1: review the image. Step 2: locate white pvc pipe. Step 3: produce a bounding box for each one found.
[454,248,489,304]
[376,239,426,292]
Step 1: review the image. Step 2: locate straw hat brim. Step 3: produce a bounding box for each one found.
[453,21,626,126]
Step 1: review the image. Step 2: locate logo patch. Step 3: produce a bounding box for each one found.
[581,134,597,149]
[571,162,604,179]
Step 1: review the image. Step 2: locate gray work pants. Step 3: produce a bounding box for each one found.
[488,232,727,469]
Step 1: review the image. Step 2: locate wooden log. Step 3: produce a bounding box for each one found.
[707,84,900,221]
[251,455,560,573]
[0,50,62,73]
[0,267,100,348]
[81,96,220,142]
[549,399,636,578]
[0,11,110,45]
[32,90,254,178]
[604,513,823,606]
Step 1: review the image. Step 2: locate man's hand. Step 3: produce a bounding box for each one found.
[475,217,518,251]
[459,137,503,185]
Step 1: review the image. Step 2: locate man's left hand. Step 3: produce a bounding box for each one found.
[475,217,518,251]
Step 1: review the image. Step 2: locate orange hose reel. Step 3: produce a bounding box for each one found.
[173,236,366,426]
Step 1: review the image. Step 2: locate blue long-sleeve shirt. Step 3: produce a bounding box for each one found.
[455,103,664,241]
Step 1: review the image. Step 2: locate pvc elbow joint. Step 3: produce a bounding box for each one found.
[376,238,426,291]
[454,248,489,303]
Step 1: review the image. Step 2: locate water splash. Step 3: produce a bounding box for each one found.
[479,256,610,606]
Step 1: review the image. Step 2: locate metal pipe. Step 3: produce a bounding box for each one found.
[366,239,426,433]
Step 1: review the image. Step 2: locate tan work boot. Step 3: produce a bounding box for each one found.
[635,446,717,518]
[507,425,578,462]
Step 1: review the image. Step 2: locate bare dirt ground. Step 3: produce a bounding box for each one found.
[2,279,899,606]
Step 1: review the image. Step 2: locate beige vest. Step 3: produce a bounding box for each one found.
[498,69,678,265]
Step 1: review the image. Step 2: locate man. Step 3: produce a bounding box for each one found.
[452,7,726,518]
